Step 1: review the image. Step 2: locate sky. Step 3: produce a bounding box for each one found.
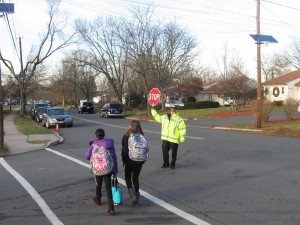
[1,0,300,80]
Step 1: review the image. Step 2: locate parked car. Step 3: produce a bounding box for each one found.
[41,107,73,128]
[35,106,51,123]
[78,101,94,114]
[100,103,124,118]
[165,100,185,108]
[223,97,234,106]
[30,103,51,119]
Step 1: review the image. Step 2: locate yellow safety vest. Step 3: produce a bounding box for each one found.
[151,109,186,144]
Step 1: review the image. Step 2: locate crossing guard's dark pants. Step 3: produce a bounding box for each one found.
[162,140,178,166]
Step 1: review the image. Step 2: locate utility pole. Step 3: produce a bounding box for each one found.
[19,36,26,115]
[256,0,262,128]
[0,3,14,149]
[250,0,277,128]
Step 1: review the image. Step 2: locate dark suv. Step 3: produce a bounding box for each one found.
[100,103,124,118]
[30,103,51,119]
[78,102,94,114]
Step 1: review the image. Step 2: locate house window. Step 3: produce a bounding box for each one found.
[264,87,269,95]
[282,87,284,94]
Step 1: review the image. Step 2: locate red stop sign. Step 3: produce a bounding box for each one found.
[148,88,161,106]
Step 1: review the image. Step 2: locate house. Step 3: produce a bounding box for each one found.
[195,79,257,106]
[195,81,225,105]
[262,70,300,102]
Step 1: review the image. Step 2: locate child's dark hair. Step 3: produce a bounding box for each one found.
[95,128,105,139]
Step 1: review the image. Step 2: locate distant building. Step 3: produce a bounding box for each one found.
[262,70,300,102]
[195,79,257,106]
[195,81,225,105]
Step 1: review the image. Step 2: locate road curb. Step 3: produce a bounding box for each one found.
[45,132,64,147]
[214,127,262,132]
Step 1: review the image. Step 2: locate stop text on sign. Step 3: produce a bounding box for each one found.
[148,88,161,106]
[148,93,160,101]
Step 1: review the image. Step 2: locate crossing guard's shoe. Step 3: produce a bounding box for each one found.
[161,163,169,168]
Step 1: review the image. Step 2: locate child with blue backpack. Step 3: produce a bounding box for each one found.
[85,128,118,215]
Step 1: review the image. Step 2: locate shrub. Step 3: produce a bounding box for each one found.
[261,100,274,122]
[250,99,273,122]
[282,98,300,120]
[187,97,196,102]
[272,100,283,107]
[184,101,219,109]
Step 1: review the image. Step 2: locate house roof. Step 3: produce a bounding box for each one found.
[203,82,219,91]
[262,70,300,85]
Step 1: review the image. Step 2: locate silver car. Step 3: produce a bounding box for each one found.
[41,107,73,128]
[35,106,51,123]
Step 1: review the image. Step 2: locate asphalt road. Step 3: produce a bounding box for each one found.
[1,111,300,225]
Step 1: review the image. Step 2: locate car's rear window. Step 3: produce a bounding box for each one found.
[36,103,49,108]
[83,102,93,106]
[110,104,122,109]
[48,109,66,116]
[38,108,48,113]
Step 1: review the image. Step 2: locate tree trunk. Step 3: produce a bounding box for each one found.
[19,87,26,116]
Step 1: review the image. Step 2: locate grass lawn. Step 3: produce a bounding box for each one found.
[14,115,54,135]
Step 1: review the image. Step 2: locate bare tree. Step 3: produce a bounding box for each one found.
[124,7,198,111]
[0,0,75,116]
[122,7,158,112]
[283,39,300,70]
[215,42,247,80]
[195,65,216,83]
[61,51,98,102]
[151,22,198,109]
[75,16,128,104]
[166,76,203,99]
[261,54,291,81]
[48,70,71,106]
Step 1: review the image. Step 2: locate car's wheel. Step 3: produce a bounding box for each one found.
[68,123,73,127]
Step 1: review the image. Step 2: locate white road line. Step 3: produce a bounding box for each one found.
[45,148,211,225]
[0,158,64,225]
[74,117,205,140]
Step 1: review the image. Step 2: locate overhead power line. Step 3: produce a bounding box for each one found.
[3,13,20,61]
[262,0,300,11]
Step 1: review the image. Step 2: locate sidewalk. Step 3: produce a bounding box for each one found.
[2,110,63,156]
